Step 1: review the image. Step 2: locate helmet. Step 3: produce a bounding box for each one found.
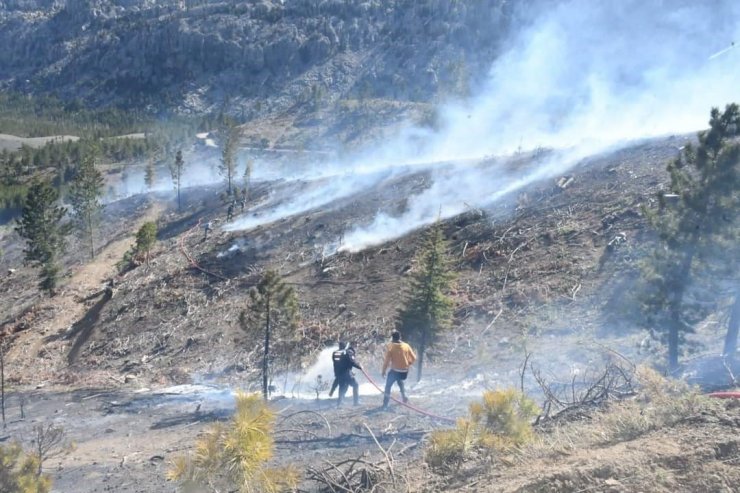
[338,341,347,350]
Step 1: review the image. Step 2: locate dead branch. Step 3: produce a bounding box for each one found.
[306,430,405,493]
[722,357,738,386]
[531,359,637,422]
[363,423,395,485]
[307,455,389,493]
[277,409,332,435]
[480,307,503,337]
[520,350,532,394]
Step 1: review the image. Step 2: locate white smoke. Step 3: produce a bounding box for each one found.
[339,0,740,250]
[274,347,379,398]
[220,0,740,251]
[106,149,222,202]
[223,167,400,231]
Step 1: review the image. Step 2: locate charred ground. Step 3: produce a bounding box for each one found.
[0,134,738,492]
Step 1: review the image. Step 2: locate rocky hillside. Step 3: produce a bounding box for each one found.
[0,0,545,117]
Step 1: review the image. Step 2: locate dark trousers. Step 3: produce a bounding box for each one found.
[337,375,359,406]
[383,370,408,407]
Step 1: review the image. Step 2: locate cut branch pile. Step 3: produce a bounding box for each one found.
[306,423,408,493]
[529,359,637,423]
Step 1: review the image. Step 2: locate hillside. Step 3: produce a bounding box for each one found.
[0,1,537,126]
[0,137,680,385]
[0,1,738,492]
[0,134,738,492]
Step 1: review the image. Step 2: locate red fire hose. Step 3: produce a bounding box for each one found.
[708,391,740,399]
[359,367,456,423]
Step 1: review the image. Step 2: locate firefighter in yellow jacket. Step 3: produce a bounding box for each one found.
[381,331,416,409]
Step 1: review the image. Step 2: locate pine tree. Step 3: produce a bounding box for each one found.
[15,180,69,295]
[135,222,157,266]
[240,270,299,400]
[642,104,740,370]
[68,152,104,259]
[169,149,184,211]
[398,223,455,382]
[220,125,240,196]
[0,442,52,493]
[243,157,254,201]
[168,392,298,493]
[144,155,156,190]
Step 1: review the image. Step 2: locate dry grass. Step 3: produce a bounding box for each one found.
[520,366,714,461]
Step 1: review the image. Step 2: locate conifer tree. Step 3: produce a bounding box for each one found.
[398,223,455,381]
[642,104,740,370]
[15,180,69,295]
[144,155,156,190]
[0,442,51,493]
[68,152,104,259]
[243,157,253,200]
[135,222,157,266]
[220,125,240,196]
[240,270,299,400]
[169,149,185,211]
[168,392,297,493]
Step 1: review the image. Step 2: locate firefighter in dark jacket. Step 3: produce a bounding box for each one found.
[329,341,362,406]
[328,341,346,397]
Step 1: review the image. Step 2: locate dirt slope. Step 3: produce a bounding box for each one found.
[1,135,738,492]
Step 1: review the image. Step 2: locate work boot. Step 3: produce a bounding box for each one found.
[403,396,409,404]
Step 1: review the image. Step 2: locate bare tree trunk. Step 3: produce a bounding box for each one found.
[1,343,5,428]
[668,239,697,371]
[723,287,740,362]
[87,212,95,259]
[417,327,426,383]
[668,309,680,371]
[263,296,271,401]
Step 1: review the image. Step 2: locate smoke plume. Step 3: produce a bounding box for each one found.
[225,0,740,250]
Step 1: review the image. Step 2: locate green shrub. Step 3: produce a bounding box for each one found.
[425,389,539,472]
[425,419,475,472]
[0,442,52,493]
[168,392,298,493]
[471,388,540,450]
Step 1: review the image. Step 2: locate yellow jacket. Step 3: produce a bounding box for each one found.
[382,342,417,374]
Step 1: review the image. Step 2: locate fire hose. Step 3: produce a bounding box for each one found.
[358,367,456,423]
[708,391,740,399]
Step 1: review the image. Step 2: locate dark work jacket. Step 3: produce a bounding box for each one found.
[332,348,361,378]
